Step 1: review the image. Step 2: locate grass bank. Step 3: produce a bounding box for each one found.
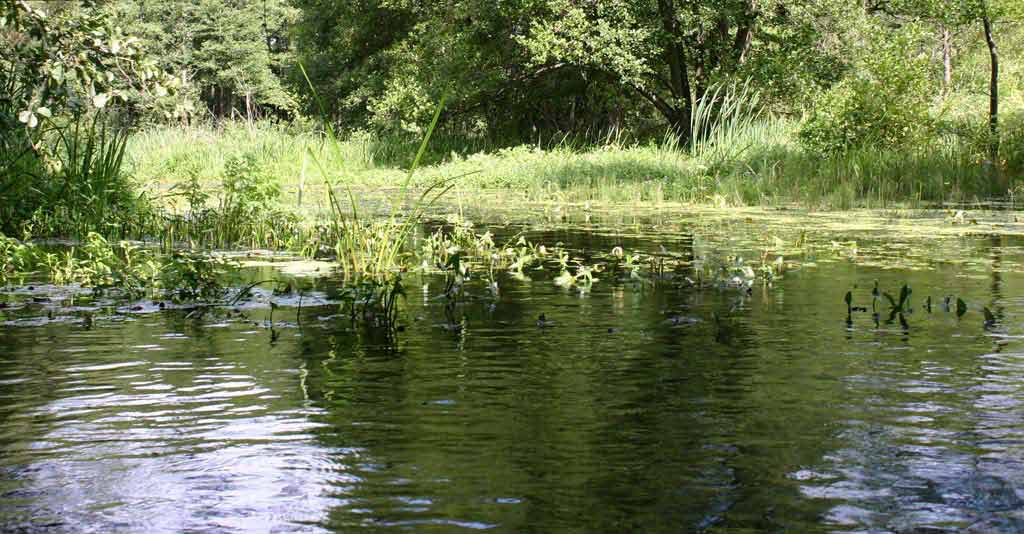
[127,117,1022,215]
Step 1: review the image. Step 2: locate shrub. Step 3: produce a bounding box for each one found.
[222,151,281,211]
[799,31,932,153]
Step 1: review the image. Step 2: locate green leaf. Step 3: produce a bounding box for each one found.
[898,284,911,309]
[554,270,575,288]
[983,307,996,324]
[956,298,967,318]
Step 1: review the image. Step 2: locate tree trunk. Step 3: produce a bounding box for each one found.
[657,0,693,142]
[941,25,952,91]
[733,0,756,65]
[982,16,999,163]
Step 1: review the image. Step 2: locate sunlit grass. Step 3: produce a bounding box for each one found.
[126,112,1017,215]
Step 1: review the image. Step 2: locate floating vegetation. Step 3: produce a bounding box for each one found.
[1,232,236,302]
[845,280,999,331]
[6,202,1020,340]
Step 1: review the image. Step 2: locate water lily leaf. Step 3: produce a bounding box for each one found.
[898,284,911,309]
[554,270,575,288]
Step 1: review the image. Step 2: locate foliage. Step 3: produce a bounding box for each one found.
[1,231,237,301]
[106,0,298,121]
[1,112,154,238]
[799,25,933,153]
[289,0,829,141]
[0,233,38,280]
[0,1,179,237]
[222,151,281,211]
[0,0,183,129]
[158,250,237,302]
[1,232,159,295]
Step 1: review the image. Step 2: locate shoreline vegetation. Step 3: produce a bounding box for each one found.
[3,0,1023,316]
[128,115,1023,217]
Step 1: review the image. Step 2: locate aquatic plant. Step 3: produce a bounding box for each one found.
[883,284,912,314]
[300,63,457,282]
[505,237,539,276]
[159,251,238,302]
[982,307,997,327]
[553,261,601,292]
[338,275,405,329]
[0,234,40,283]
[0,232,243,303]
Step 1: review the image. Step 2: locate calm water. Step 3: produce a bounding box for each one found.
[3,212,1024,532]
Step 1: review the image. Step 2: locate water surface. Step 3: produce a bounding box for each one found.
[2,209,1024,532]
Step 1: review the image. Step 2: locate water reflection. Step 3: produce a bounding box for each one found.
[0,322,344,532]
[0,223,1023,532]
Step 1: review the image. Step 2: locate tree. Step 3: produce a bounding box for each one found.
[873,0,1022,166]
[1,0,179,130]
[109,0,299,121]
[0,0,178,233]
[519,0,828,142]
[290,0,838,142]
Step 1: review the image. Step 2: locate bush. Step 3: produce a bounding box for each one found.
[222,151,281,211]
[799,31,932,153]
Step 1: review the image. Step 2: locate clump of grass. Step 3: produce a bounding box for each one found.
[301,64,456,280]
[3,113,154,240]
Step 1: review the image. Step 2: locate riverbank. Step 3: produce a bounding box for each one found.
[127,119,1019,216]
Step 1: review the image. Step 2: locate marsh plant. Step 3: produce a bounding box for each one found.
[159,251,238,302]
[1,232,236,302]
[301,63,462,279]
[338,275,406,329]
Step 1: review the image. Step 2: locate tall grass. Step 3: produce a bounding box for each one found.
[300,64,457,278]
[2,113,149,238]
[125,87,1019,215]
[53,115,131,228]
[689,80,766,163]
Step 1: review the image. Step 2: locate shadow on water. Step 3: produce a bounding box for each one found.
[2,214,1024,532]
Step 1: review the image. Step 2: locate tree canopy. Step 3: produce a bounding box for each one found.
[3,0,1021,153]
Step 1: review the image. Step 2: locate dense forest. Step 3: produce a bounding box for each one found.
[1,0,1023,237]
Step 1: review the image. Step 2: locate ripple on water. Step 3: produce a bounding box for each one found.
[3,222,1024,532]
